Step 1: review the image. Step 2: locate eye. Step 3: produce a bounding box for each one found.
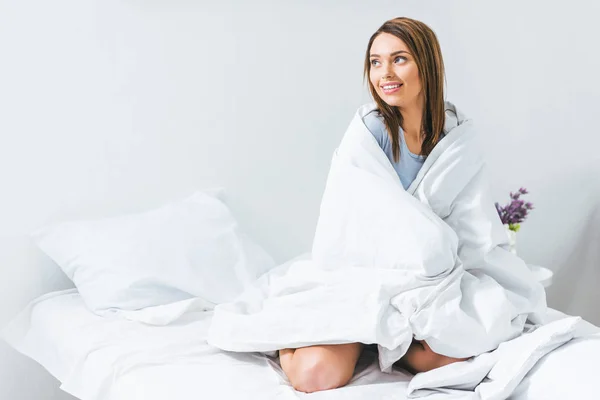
[370,59,380,66]
[394,56,407,64]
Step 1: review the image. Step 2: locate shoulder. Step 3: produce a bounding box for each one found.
[443,101,471,135]
[362,109,388,146]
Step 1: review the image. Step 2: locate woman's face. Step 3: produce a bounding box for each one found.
[369,33,423,109]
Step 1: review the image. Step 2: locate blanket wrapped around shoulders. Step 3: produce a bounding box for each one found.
[207,102,548,374]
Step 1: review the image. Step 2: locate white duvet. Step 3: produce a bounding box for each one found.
[206,103,599,398]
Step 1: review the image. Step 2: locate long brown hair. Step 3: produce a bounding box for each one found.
[363,17,446,161]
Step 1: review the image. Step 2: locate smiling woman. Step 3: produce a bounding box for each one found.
[364,17,446,162]
[277,17,466,393]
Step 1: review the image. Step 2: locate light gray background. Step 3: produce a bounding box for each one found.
[1,1,598,398]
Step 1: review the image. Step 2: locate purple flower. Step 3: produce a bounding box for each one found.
[496,187,534,229]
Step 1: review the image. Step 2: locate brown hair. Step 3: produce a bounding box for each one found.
[363,17,446,161]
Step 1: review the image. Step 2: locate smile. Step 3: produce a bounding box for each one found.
[381,83,402,94]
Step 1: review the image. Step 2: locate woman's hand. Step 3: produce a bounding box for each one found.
[401,339,469,374]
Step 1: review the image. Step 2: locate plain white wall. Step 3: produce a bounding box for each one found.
[1,1,598,399]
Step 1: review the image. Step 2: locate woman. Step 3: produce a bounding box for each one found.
[278,17,469,393]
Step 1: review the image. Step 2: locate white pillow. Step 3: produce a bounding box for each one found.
[30,190,276,313]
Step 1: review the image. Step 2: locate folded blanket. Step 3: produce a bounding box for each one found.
[207,102,577,398]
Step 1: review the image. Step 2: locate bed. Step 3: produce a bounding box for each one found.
[4,288,600,400]
[3,289,414,400]
[4,190,600,400]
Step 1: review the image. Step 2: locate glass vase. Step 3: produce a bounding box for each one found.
[505,225,517,255]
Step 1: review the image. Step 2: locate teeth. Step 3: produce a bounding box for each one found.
[383,84,401,90]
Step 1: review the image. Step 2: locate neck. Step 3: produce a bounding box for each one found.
[398,101,424,141]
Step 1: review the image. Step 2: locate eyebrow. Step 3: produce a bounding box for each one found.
[369,50,409,58]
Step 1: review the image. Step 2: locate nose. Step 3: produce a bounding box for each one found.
[381,63,393,80]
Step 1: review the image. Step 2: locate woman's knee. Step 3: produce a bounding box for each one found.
[401,340,468,373]
[283,344,362,393]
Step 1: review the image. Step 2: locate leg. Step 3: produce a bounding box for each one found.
[279,343,363,393]
[400,340,468,374]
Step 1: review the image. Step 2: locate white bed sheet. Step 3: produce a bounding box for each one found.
[2,290,413,400]
[3,289,600,400]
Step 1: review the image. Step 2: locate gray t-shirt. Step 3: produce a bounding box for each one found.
[362,110,425,190]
